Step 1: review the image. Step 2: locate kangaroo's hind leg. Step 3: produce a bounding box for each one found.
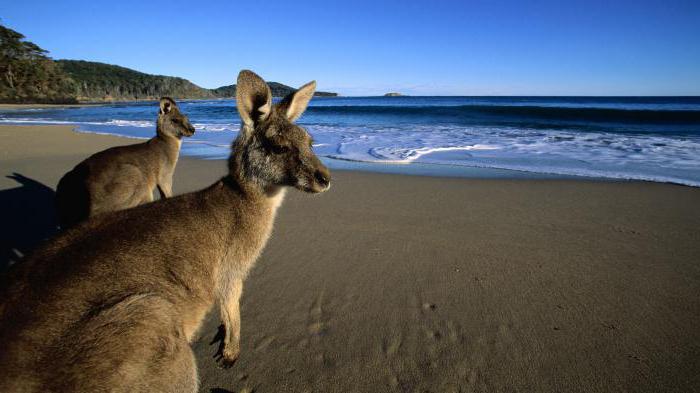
[47,294,200,393]
[122,298,199,392]
[125,333,199,393]
[147,337,199,393]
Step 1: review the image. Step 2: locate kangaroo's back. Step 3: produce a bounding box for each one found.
[54,160,91,228]
[55,140,160,227]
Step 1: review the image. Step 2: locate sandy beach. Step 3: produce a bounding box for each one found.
[1,125,699,392]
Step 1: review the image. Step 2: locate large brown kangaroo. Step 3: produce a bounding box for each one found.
[0,70,330,392]
[54,97,195,228]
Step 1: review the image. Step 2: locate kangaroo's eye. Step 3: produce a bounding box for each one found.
[271,145,289,154]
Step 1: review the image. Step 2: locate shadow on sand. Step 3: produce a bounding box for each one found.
[0,173,57,275]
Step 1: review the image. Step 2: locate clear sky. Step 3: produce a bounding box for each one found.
[1,0,699,95]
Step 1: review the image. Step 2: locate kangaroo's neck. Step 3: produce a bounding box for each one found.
[207,175,286,278]
[150,133,182,162]
[220,174,287,214]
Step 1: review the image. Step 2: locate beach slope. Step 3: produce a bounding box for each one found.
[1,125,699,392]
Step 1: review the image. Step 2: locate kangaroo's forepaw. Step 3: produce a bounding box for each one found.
[211,324,240,369]
[214,346,240,369]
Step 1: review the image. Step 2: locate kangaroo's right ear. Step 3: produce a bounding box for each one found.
[236,70,272,128]
[159,97,175,115]
[278,80,316,122]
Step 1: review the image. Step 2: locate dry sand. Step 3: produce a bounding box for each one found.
[1,125,699,392]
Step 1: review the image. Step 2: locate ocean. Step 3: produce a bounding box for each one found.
[2,96,700,186]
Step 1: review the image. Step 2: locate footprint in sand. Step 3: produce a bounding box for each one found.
[382,333,402,357]
[417,299,444,341]
[307,292,328,337]
[425,328,442,341]
[307,321,327,336]
[613,226,641,235]
[446,320,462,343]
[254,336,275,352]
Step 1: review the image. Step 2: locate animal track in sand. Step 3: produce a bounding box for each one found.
[339,292,359,312]
[382,334,403,357]
[613,226,641,235]
[307,292,328,337]
[388,375,399,388]
[254,336,275,352]
[416,296,447,342]
[307,321,327,336]
[381,292,477,391]
[426,329,442,341]
[297,338,309,348]
[446,320,462,344]
[304,291,334,369]
[315,352,335,367]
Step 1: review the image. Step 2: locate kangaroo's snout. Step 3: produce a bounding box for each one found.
[183,121,195,136]
[314,168,331,190]
[306,161,331,193]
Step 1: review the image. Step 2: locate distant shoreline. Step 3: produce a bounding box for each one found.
[0,96,345,110]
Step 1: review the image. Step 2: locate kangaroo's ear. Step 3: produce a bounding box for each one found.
[159,97,175,115]
[278,80,316,122]
[236,70,272,128]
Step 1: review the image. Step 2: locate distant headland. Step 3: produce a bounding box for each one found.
[384,92,403,97]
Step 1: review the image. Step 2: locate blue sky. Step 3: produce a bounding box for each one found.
[1,0,699,95]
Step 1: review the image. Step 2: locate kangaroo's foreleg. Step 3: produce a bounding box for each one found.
[215,277,243,368]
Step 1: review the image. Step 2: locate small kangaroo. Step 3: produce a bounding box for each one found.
[0,70,330,392]
[54,97,195,228]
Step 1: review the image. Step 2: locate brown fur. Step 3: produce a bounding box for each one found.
[54,97,195,228]
[0,70,330,392]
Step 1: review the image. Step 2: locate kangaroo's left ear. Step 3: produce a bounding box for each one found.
[278,81,316,122]
[236,70,272,129]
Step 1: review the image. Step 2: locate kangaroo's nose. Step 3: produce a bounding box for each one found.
[314,170,330,187]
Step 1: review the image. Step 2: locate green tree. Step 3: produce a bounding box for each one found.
[0,24,76,103]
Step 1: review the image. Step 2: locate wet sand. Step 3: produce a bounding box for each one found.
[1,125,699,392]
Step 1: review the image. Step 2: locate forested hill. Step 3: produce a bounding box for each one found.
[0,24,336,104]
[212,82,337,98]
[59,61,338,100]
[57,60,216,101]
